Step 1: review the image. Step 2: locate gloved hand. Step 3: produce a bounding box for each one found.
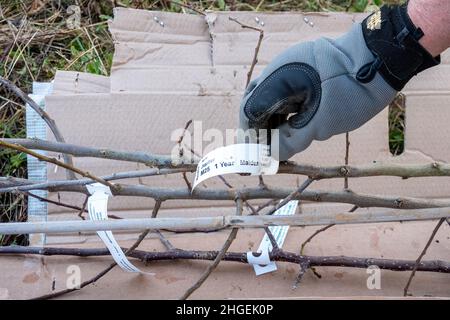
[239,4,440,161]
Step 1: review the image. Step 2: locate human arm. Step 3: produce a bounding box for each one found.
[239,1,449,160]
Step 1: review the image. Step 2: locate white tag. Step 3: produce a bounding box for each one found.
[192,144,278,190]
[247,248,271,265]
[86,183,153,274]
[248,200,298,276]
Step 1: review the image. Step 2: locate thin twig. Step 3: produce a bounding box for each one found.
[297,206,358,281]
[176,120,194,192]
[31,200,164,300]
[254,199,278,214]
[182,172,192,191]
[155,230,176,251]
[403,218,446,296]
[292,259,310,289]
[31,263,117,300]
[77,196,89,220]
[22,191,86,215]
[264,227,280,251]
[0,140,117,191]
[31,230,150,300]
[344,132,350,189]
[177,119,193,145]
[151,201,176,250]
[258,175,267,189]
[228,17,264,87]
[179,197,244,300]
[151,200,163,218]
[300,205,358,255]
[23,191,121,220]
[300,224,335,255]
[265,178,314,215]
[0,168,187,193]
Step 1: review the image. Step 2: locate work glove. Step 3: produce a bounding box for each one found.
[239,4,440,160]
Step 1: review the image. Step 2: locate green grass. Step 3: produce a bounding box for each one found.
[0,0,403,245]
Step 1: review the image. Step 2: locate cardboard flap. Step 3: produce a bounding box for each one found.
[110,8,208,36]
[53,71,110,95]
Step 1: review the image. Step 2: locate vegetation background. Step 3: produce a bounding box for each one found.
[0,0,403,246]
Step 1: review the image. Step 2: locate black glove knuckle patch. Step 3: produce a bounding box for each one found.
[244,62,322,129]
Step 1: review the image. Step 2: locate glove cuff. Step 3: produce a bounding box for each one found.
[357,3,440,90]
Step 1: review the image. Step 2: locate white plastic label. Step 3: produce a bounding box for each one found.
[192,144,279,190]
[86,183,153,274]
[248,200,298,276]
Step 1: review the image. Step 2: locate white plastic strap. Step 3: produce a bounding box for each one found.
[26,82,53,246]
[247,200,299,276]
[192,143,279,190]
[86,183,153,274]
[246,248,271,269]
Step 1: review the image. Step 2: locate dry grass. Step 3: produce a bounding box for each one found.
[0,0,402,245]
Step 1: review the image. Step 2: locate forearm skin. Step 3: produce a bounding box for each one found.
[408,0,450,57]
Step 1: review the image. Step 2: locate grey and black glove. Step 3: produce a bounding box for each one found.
[239,4,440,160]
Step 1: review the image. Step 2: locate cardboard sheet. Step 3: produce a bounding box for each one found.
[2,217,450,299]
[14,9,450,299]
[52,71,110,95]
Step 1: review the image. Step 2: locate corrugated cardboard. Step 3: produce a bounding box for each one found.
[52,71,110,95]
[3,217,450,299]
[11,9,450,299]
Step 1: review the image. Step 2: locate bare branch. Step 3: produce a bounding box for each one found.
[403,218,446,296]
[2,138,192,168]
[2,207,449,236]
[5,138,450,179]
[4,177,450,210]
[0,168,186,193]
[2,246,448,274]
[0,140,117,191]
